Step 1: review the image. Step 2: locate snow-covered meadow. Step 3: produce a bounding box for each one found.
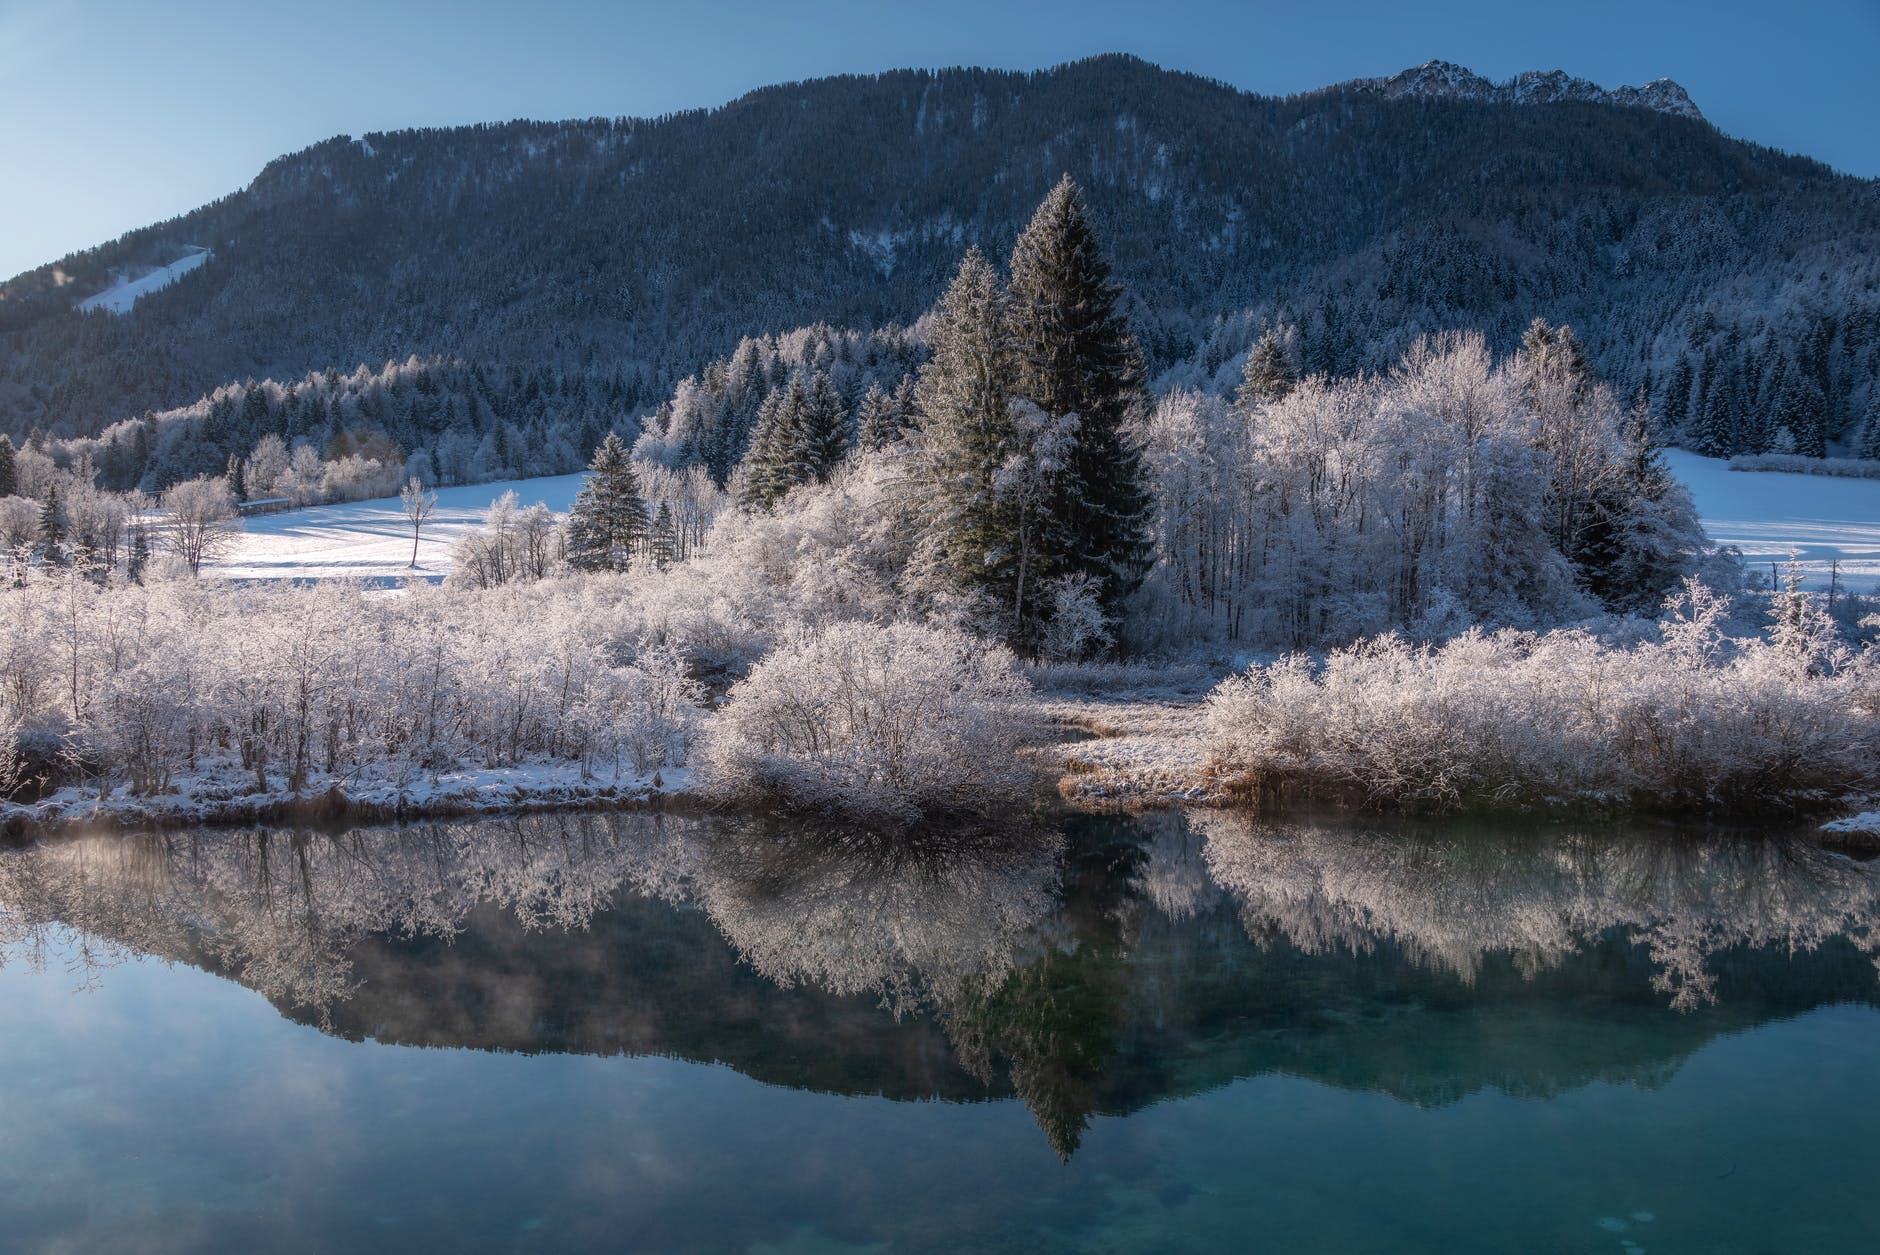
[203,449,1880,593]
[208,472,586,582]
[1664,450,1880,591]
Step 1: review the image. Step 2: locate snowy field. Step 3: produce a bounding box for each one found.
[208,473,586,583]
[205,451,1879,590]
[1665,450,1880,591]
[76,248,211,314]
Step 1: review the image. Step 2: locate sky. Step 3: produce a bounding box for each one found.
[4,0,1878,280]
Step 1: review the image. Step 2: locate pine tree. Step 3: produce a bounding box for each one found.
[1662,356,1694,430]
[1857,394,1880,461]
[127,524,149,583]
[0,434,15,497]
[1235,326,1297,410]
[907,246,1024,619]
[1006,175,1153,617]
[857,381,902,450]
[738,375,807,510]
[225,453,247,502]
[649,501,677,570]
[797,369,849,482]
[1693,354,1736,456]
[37,486,64,565]
[1578,396,1701,612]
[564,432,648,572]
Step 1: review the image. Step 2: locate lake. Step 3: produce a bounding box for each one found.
[2,810,1877,1253]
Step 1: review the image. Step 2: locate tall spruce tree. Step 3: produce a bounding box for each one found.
[1006,175,1153,617]
[565,432,648,572]
[648,501,677,570]
[0,434,15,497]
[908,246,1024,621]
[797,370,850,481]
[857,381,903,450]
[37,486,64,566]
[738,375,807,510]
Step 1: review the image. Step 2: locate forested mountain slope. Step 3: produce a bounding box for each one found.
[4,53,1877,460]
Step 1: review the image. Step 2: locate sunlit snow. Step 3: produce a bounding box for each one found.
[201,451,1880,591]
[1666,450,1880,591]
[207,473,586,583]
[76,249,211,314]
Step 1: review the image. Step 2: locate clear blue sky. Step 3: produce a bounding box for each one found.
[4,0,1877,280]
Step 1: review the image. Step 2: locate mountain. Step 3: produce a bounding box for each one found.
[3,53,1877,481]
[1343,59,1705,120]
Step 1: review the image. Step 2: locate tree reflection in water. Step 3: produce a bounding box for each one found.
[3,811,1877,1158]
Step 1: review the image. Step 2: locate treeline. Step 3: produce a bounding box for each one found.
[31,355,645,497]
[442,178,1713,657]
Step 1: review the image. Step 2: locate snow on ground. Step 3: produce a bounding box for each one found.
[208,472,587,583]
[209,449,1876,590]
[2,757,691,835]
[1666,450,1880,591]
[1021,664,1226,809]
[76,248,211,314]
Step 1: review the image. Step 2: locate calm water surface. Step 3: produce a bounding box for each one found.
[2,810,1877,1253]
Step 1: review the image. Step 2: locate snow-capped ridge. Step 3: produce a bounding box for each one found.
[1346,60,1703,121]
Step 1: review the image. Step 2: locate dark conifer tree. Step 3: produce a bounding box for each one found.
[1662,356,1694,430]
[857,381,902,450]
[1693,353,1735,456]
[564,432,648,572]
[797,369,850,481]
[1006,175,1153,616]
[908,246,1022,616]
[1857,394,1880,461]
[1235,327,1298,410]
[649,501,677,570]
[738,375,808,510]
[37,486,64,565]
[0,434,15,497]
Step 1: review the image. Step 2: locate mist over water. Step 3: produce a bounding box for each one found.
[3,811,1877,1252]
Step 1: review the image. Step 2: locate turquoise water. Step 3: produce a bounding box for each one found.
[2,812,1877,1253]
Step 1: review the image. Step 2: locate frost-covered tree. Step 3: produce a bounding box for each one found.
[906,247,1023,625]
[1235,326,1298,410]
[159,476,239,576]
[565,433,648,572]
[399,476,437,569]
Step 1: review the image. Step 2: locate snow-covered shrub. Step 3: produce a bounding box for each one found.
[1205,586,1880,814]
[0,566,713,804]
[698,621,1036,822]
[0,705,27,800]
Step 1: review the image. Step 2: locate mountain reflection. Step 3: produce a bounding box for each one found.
[3,811,1877,1159]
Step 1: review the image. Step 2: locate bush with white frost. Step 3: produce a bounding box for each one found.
[1204,580,1880,814]
[698,621,1036,822]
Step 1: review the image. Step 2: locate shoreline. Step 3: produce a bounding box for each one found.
[8,689,1878,850]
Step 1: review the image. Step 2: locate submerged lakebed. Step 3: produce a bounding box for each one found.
[2,810,1878,1253]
